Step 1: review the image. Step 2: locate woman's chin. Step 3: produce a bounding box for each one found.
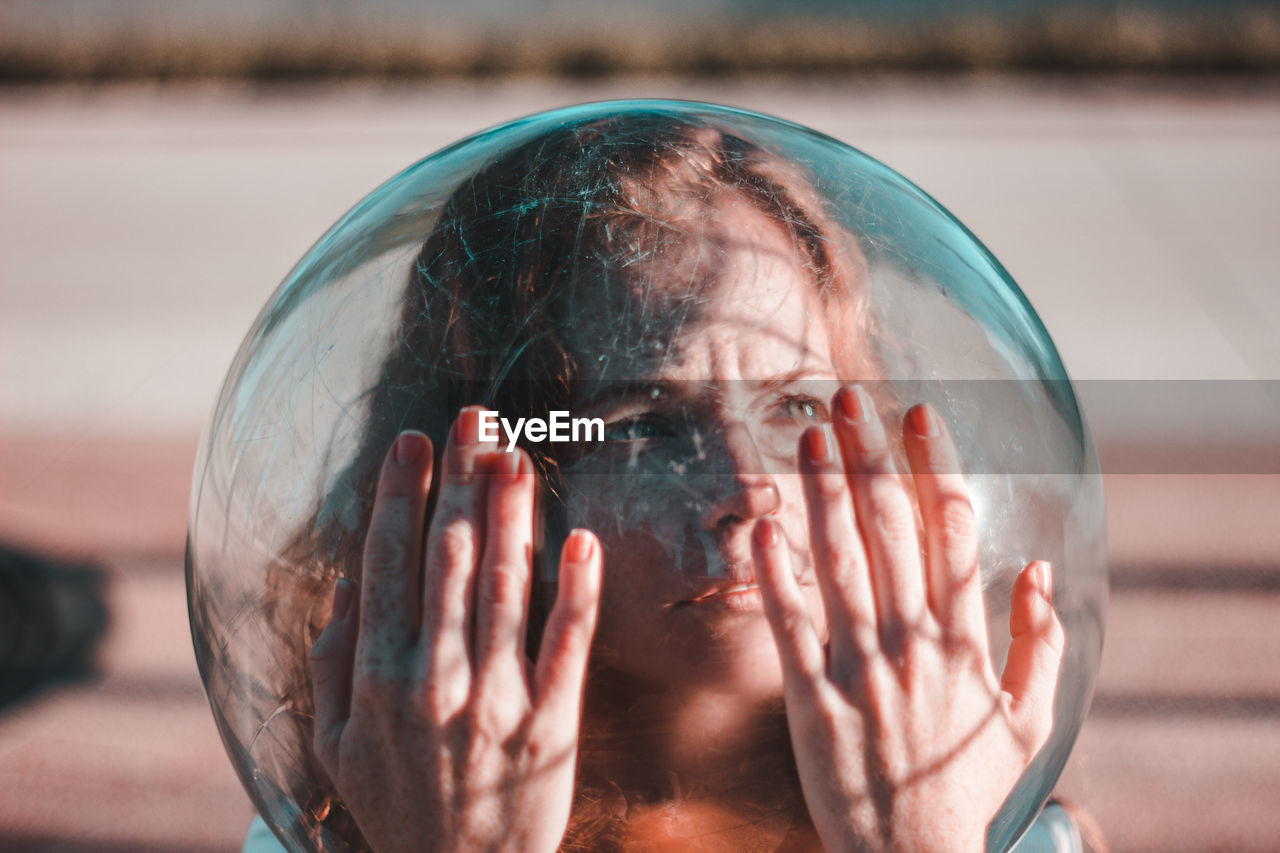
[688,633,787,699]
[600,611,788,699]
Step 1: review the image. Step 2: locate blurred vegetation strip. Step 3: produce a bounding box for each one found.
[3,3,1280,80]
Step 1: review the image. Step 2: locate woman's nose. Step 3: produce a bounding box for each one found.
[700,422,783,529]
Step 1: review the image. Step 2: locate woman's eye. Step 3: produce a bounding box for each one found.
[603,416,673,442]
[780,396,828,423]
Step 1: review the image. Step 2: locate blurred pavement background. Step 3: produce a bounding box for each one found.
[2,2,1279,851]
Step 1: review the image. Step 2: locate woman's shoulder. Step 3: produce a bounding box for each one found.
[1011,801,1086,853]
[242,815,289,852]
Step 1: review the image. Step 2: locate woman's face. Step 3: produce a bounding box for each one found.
[558,199,845,698]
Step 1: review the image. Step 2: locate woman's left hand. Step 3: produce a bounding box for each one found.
[752,386,1064,853]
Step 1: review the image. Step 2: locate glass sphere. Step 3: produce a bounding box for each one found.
[187,100,1106,852]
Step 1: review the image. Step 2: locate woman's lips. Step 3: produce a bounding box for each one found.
[676,581,765,611]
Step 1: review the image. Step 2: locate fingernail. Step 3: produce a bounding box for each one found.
[805,426,834,464]
[454,408,481,445]
[566,529,594,563]
[497,448,523,480]
[909,404,939,438]
[331,579,354,621]
[839,385,873,424]
[395,431,424,465]
[1035,561,1053,599]
[452,409,482,476]
[754,518,778,549]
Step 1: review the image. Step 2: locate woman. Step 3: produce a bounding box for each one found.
[253,111,1068,852]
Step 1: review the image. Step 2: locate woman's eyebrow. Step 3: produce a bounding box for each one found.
[576,380,682,414]
[758,368,839,392]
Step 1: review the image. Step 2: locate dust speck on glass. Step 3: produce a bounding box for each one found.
[187,100,1106,852]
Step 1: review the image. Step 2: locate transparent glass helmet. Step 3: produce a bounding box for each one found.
[187,101,1106,853]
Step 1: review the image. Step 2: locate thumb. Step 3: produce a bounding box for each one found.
[309,578,359,774]
[1000,561,1065,752]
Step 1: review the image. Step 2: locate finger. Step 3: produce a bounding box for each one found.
[533,529,601,716]
[419,408,491,688]
[903,404,985,646]
[310,579,358,774]
[798,424,878,670]
[832,386,928,641]
[474,448,536,686]
[754,518,827,692]
[357,430,433,670]
[1001,561,1065,750]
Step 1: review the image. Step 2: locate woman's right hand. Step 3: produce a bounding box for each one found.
[308,408,602,853]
